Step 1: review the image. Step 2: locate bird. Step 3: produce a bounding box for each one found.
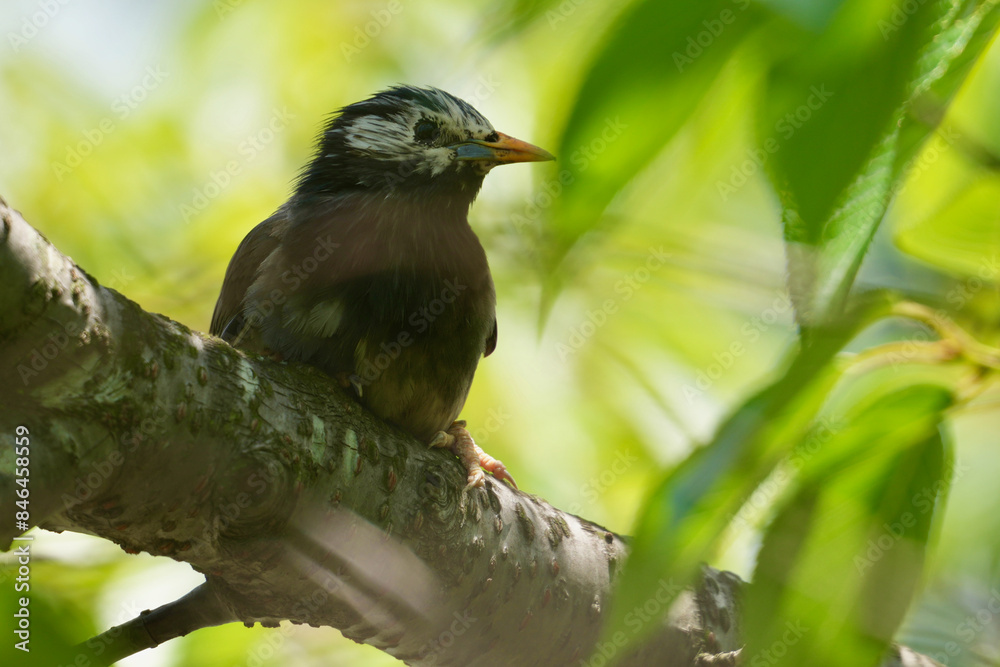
[210,85,553,491]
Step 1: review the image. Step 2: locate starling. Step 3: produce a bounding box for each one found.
[210,86,553,490]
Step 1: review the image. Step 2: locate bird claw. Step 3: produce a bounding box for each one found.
[429,420,516,490]
[427,429,453,450]
[335,372,363,398]
[479,454,517,489]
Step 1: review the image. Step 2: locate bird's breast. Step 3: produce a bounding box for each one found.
[246,195,496,439]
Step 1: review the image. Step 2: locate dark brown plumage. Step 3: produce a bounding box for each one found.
[210,86,553,489]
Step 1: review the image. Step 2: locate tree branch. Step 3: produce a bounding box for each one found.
[73,583,234,666]
[0,197,942,666]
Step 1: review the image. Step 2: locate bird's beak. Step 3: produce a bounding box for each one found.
[453,132,555,164]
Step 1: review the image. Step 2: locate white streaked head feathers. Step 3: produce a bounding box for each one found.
[330,86,496,177]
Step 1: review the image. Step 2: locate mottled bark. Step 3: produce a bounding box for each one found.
[0,198,941,666]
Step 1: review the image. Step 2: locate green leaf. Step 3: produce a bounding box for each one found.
[762,0,943,232]
[893,7,1000,276]
[895,0,1000,177]
[600,295,892,653]
[742,385,952,667]
[546,0,765,282]
[896,176,1000,277]
[764,0,1000,327]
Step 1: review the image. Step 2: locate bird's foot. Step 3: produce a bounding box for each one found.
[429,420,517,491]
[335,371,363,397]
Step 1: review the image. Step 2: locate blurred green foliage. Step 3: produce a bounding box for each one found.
[2,0,1000,665]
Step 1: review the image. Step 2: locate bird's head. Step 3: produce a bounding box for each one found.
[295,86,553,204]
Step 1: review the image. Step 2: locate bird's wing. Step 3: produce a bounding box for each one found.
[240,200,395,369]
[209,210,288,338]
[242,198,496,378]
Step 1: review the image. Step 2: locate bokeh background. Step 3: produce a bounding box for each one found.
[1,1,998,665]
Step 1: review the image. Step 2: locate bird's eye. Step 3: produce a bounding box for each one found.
[414,120,440,144]
[484,131,499,143]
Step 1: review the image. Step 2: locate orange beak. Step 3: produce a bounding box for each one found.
[453,132,555,164]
